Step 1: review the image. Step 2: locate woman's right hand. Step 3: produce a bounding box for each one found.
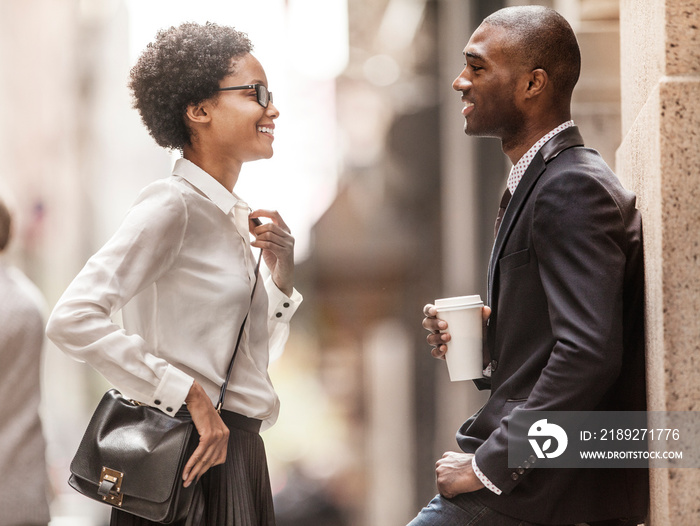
[182,381,230,488]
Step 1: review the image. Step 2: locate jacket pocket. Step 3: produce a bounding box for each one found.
[499,249,530,272]
[501,397,529,413]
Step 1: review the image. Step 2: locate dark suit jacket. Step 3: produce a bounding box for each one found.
[457,127,648,524]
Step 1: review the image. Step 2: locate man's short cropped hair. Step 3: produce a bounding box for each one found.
[484,6,581,100]
[129,22,253,151]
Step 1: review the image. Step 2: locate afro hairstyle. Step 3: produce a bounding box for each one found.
[129,22,253,150]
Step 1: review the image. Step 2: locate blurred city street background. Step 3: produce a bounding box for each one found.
[0,0,679,525]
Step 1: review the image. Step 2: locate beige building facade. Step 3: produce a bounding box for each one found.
[617,1,700,524]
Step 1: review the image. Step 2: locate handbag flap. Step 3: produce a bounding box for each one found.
[70,389,195,504]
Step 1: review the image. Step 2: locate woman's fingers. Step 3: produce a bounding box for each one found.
[182,431,228,487]
[249,210,295,296]
[182,382,230,488]
[249,209,290,234]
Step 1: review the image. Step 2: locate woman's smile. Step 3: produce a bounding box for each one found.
[257,125,275,139]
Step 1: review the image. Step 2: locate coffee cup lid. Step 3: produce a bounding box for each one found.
[434,295,483,309]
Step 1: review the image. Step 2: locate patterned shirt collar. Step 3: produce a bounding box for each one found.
[506,121,575,195]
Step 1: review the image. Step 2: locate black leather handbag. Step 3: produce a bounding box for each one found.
[68,390,199,522]
[68,253,261,523]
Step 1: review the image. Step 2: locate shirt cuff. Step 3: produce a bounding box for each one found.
[265,274,303,323]
[149,364,194,416]
[472,456,502,495]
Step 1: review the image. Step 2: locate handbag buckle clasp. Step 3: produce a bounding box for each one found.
[99,467,124,506]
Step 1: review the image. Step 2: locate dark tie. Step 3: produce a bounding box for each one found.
[494,188,512,238]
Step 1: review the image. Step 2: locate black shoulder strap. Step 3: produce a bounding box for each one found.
[216,251,263,413]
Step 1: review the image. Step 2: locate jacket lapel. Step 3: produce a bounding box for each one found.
[487,127,585,305]
[487,156,545,304]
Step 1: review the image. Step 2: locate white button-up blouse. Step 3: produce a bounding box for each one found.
[47,158,302,430]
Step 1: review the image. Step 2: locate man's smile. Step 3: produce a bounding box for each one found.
[462,100,474,116]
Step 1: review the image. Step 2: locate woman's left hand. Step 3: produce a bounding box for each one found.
[249,210,295,296]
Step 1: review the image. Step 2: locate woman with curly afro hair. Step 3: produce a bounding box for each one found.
[47,22,302,526]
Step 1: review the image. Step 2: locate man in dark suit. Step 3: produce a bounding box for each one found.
[409,6,648,526]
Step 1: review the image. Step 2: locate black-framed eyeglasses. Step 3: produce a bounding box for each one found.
[217,84,273,108]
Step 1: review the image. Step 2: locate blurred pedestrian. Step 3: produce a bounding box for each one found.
[47,22,302,526]
[413,6,647,526]
[0,194,52,526]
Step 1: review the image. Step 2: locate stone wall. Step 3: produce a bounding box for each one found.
[617,1,700,524]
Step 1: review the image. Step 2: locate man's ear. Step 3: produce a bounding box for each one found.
[185,102,211,125]
[524,68,548,99]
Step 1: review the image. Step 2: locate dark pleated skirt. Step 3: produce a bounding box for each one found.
[110,410,276,526]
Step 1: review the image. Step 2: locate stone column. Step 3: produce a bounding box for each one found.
[617,1,700,525]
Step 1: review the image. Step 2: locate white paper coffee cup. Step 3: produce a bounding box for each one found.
[434,295,484,381]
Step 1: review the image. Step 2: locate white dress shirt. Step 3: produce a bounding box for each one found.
[47,158,302,430]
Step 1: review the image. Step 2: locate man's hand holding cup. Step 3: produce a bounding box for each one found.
[423,300,492,380]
